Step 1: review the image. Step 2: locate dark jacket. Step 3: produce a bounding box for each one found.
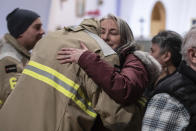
[152,61,196,130]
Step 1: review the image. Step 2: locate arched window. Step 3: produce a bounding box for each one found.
[150,1,166,37]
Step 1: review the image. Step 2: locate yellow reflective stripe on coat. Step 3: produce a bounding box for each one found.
[0,100,3,105]
[22,61,97,118]
[137,96,147,107]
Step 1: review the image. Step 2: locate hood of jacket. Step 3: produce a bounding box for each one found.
[80,18,100,35]
[64,18,100,36]
[4,34,30,59]
[134,50,162,87]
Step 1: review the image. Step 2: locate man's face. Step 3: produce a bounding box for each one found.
[100,19,121,49]
[150,43,165,66]
[20,18,45,50]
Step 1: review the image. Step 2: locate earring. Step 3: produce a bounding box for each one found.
[164,65,169,75]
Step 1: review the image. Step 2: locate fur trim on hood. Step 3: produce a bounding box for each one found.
[134,50,162,88]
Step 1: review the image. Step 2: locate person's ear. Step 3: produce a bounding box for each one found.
[17,34,23,39]
[162,51,171,63]
[188,48,196,64]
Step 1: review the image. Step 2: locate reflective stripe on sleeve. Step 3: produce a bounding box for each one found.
[0,100,3,105]
[137,96,147,107]
[22,61,97,118]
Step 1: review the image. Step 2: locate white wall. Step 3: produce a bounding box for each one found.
[120,0,196,39]
[2,0,196,38]
[99,0,117,17]
[166,0,196,36]
[47,0,118,32]
[120,0,135,23]
[163,0,186,34]
[121,0,159,39]
[48,0,86,31]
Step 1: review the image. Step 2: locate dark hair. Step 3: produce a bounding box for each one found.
[152,30,182,67]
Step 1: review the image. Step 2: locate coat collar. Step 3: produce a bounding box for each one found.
[4,33,30,59]
[178,61,196,84]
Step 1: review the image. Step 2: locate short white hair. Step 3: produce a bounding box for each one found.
[182,26,196,63]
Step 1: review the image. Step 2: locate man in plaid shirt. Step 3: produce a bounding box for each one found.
[143,28,196,130]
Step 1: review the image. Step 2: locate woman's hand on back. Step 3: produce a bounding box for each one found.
[57,41,88,64]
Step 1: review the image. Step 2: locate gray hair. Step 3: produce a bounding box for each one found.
[182,26,196,63]
[100,14,135,54]
[152,30,182,67]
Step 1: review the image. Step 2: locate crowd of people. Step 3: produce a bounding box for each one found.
[0,7,196,131]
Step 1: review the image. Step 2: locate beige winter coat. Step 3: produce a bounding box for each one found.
[0,19,143,131]
[0,34,30,108]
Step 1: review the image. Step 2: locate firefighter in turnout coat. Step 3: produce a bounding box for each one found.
[0,18,143,131]
[0,34,30,108]
[0,8,44,108]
